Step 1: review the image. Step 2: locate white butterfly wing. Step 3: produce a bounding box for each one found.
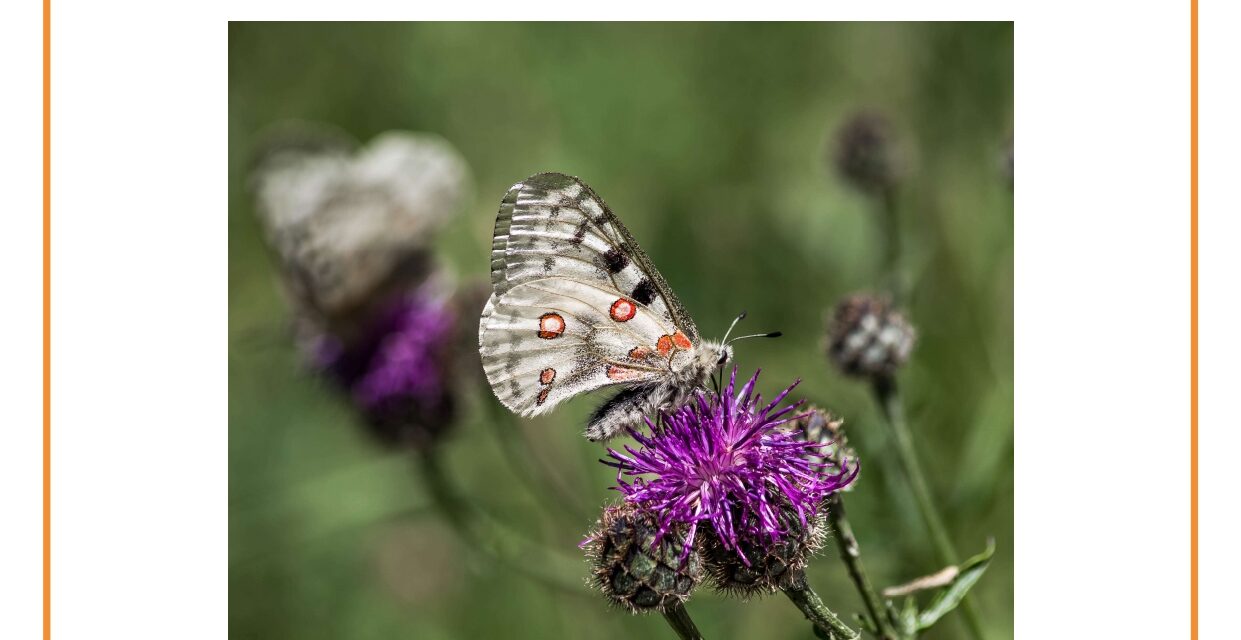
[479,173,702,416]
[252,129,471,319]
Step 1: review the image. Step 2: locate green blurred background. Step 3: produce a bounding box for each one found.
[229,22,1013,640]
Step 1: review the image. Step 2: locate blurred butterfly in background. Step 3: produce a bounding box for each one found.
[250,124,471,336]
[478,173,778,441]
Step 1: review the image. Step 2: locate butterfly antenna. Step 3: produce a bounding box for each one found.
[727,331,783,345]
[720,310,747,344]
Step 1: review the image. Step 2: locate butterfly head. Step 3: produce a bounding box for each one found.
[694,312,779,386]
[679,339,733,394]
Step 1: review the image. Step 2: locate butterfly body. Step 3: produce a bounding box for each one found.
[583,339,731,440]
[478,172,732,441]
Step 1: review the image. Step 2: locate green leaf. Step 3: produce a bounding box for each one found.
[916,539,996,630]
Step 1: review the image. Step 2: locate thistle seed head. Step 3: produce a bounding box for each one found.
[826,293,916,379]
[832,111,903,196]
[582,503,703,614]
[791,407,858,491]
[701,506,825,598]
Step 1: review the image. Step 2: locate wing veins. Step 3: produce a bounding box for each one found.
[483,341,600,360]
[507,180,695,338]
[486,356,663,386]
[486,293,654,351]
[506,245,631,301]
[519,284,657,347]
[506,275,679,336]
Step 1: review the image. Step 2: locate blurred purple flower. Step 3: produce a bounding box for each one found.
[604,369,858,565]
[310,288,457,445]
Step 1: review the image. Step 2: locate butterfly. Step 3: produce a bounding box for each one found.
[250,125,471,330]
[478,173,777,441]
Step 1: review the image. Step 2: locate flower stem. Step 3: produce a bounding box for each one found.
[826,493,898,639]
[660,601,705,640]
[414,447,586,597]
[872,377,986,640]
[783,576,859,640]
[480,399,590,521]
[879,185,906,306]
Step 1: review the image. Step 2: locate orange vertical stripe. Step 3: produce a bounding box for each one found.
[43,0,51,637]
[1190,0,1198,638]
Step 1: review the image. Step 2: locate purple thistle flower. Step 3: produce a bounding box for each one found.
[604,369,859,566]
[310,287,458,445]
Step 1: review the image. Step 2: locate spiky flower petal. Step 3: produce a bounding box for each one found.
[604,369,858,566]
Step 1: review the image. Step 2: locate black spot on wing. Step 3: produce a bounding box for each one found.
[602,247,629,273]
[631,278,656,306]
[571,219,589,245]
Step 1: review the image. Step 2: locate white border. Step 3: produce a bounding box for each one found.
[50,3,228,639]
[5,3,1208,638]
[1199,1,1236,637]
[1014,2,1190,637]
[0,1,46,638]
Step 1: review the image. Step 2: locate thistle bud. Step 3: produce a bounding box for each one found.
[582,503,702,614]
[791,407,858,490]
[832,111,903,196]
[701,507,824,598]
[826,293,916,379]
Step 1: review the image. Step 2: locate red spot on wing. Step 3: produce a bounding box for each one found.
[536,388,551,405]
[538,313,565,339]
[609,298,637,322]
[539,368,556,385]
[607,365,644,381]
[628,346,651,360]
[656,332,692,355]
